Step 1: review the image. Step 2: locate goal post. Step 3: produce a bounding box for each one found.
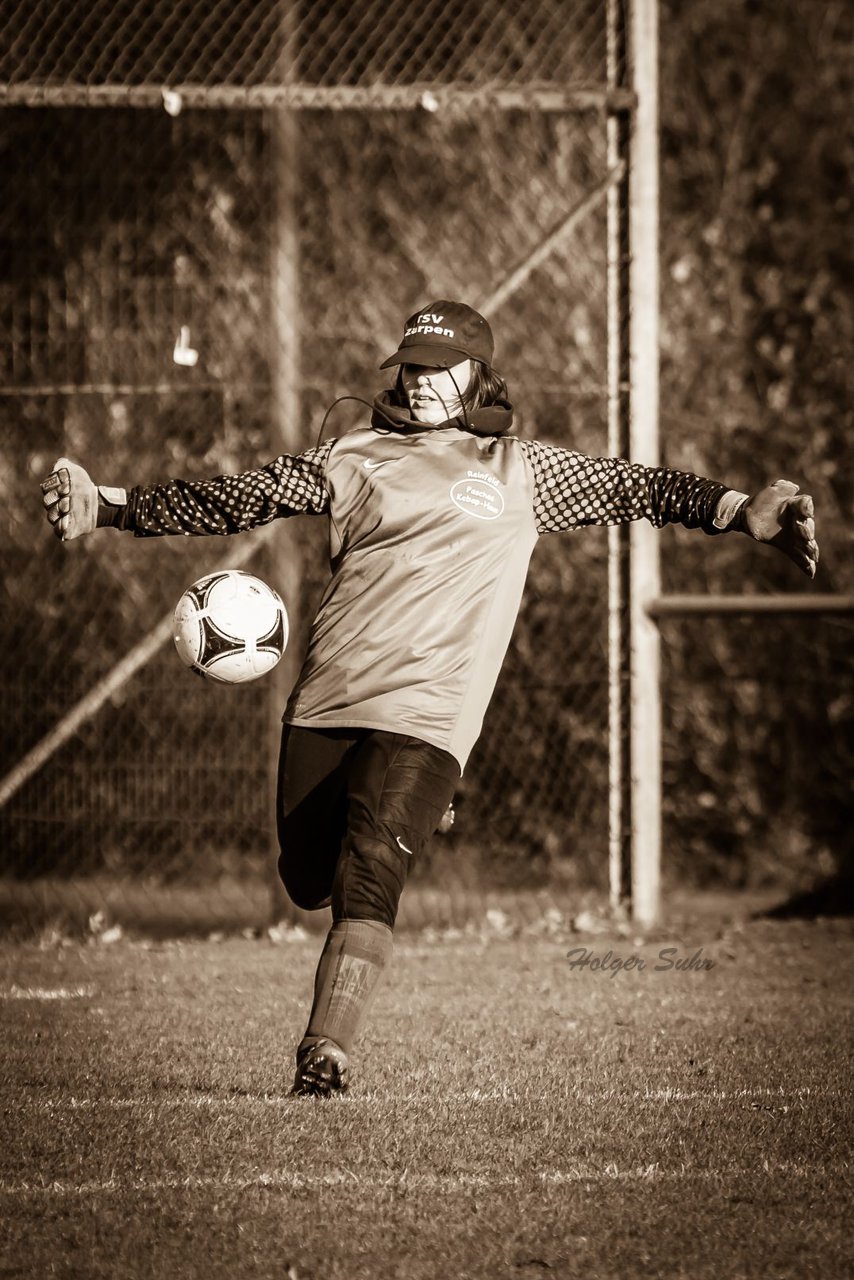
[627,0,662,927]
[607,0,662,926]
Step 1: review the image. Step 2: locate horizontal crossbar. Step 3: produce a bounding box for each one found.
[647,594,854,617]
[0,82,636,114]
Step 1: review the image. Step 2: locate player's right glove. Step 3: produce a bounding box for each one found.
[740,479,819,579]
[40,458,126,541]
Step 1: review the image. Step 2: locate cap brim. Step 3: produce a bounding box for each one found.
[379,344,473,371]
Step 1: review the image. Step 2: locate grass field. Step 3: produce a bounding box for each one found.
[1,894,851,1279]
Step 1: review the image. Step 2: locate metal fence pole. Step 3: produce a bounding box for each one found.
[606,0,632,916]
[628,0,661,926]
[266,2,303,922]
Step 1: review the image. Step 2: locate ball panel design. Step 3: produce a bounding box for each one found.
[172,570,288,684]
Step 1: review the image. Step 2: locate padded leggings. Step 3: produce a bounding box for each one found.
[276,725,460,929]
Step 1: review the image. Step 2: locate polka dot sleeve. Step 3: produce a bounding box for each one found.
[519,439,731,535]
[120,441,334,537]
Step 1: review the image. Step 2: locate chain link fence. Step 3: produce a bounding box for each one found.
[1,1,628,933]
[5,1,849,936]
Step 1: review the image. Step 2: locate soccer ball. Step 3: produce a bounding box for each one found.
[173,570,288,684]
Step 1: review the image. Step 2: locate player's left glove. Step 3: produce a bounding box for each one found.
[41,457,126,541]
[740,479,819,579]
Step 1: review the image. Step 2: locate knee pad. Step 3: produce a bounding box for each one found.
[332,831,410,930]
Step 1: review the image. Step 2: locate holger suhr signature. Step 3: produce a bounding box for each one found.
[566,946,715,977]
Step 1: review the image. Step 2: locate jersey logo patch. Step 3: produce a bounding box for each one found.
[363,458,395,472]
[449,476,505,521]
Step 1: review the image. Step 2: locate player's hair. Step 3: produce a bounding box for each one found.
[461,361,508,411]
[393,361,508,414]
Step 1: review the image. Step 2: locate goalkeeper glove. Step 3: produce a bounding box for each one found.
[41,457,127,541]
[739,479,819,579]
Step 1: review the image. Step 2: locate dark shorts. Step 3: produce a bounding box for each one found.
[276,725,460,929]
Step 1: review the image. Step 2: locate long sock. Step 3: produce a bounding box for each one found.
[301,918,393,1055]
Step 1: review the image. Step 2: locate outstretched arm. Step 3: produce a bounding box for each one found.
[521,441,818,578]
[41,443,334,541]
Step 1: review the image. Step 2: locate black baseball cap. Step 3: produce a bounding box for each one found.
[379,300,494,370]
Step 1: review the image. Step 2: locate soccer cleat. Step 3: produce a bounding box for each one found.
[291,1037,350,1098]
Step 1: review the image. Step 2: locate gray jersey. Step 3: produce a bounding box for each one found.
[285,426,539,767]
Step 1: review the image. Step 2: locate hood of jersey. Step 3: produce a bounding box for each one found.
[371,391,515,438]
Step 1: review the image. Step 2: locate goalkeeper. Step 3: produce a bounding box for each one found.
[41,299,819,1098]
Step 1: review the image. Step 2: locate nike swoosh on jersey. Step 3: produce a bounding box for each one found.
[362,458,396,471]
